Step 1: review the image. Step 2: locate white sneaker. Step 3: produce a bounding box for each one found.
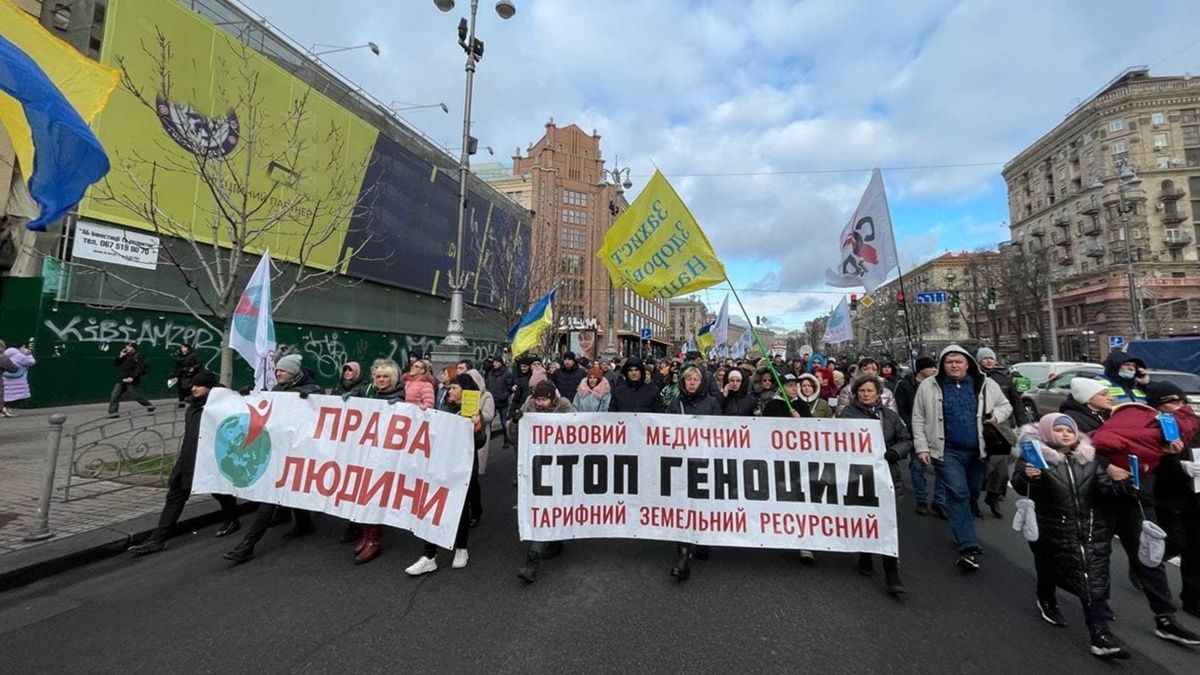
[405,556,437,576]
[452,549,469,569]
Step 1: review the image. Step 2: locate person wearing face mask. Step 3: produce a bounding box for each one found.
[720,367,757,416]
[1098,351,1148,406]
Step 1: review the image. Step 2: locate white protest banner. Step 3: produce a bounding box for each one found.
[517,413,897,556]
[194,389,474,548]
[71,219,160,270]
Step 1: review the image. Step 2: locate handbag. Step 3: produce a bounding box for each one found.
[982,384,1016,456]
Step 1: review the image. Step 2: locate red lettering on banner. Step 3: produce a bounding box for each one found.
[410,421,432,458]
[637,506,747,533]
[275,456,305,490]
[314,407,341,439]
[335,465,365,505]
[357,470,394,507]
[360,412,381,446]
[339,408,363,443]
[300,459,320,494]
[382,414,412,451]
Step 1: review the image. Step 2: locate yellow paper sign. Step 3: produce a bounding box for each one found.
[596,170,726,299]
[459,390,481,418]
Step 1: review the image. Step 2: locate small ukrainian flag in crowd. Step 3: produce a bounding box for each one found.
[509,289,556,357]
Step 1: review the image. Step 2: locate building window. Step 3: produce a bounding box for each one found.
[1083,131,1094,144]
[562,189,587,207]
[1085,149,1095,165]
[560,254,583,274]
[562,209,587,225]
[560,228,585,249]
[1158,157,1172,169]
[1187,148,1200,167]
[1154,133,1170,149]
[1112,139,1128,155]
[1152,111,1166,126]
[1184,126,1200,146]
[1109,119,1125,133]
[1184,109,1199,123]
[1169,248,1183,262]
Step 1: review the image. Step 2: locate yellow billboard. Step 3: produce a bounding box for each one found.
[78,0,378,271]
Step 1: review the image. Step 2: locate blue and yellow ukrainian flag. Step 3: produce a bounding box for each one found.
[695,321,715,356]
[0,0,118,230]
[509,289,556,357]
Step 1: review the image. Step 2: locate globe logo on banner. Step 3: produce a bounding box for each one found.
[155,96,240,159]
[214,400,274,488]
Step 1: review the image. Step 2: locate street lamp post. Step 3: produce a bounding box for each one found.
[599,164,633,360]
[431,0,515,368]
[1114,161,1145,340]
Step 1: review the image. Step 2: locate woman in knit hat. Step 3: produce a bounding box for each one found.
[572,364,611,413]
[515,380,576,583]
[1059,377,1113,436]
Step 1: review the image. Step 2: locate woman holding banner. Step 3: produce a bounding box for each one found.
[405,373,484,576]
[669,365,723,581]
[348,359,409,565]
[516,380,577,583]
[837,375,911,597]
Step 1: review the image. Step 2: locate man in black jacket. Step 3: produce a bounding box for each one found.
[608,357,664,413]
[108,342,155,417]
[485,355,514,428]
[895,357,943,516]
[551,351,587,401]
[977,347,1027,518]
[171,345,202,408]
[223,353,321,564]
[128,371,241,557]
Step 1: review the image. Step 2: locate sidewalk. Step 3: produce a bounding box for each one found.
[0,398,238,589]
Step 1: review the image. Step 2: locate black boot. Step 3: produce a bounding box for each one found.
[223,540,255,564]
[215,520,241,538]
[970,501,983,519]
[517,550,541,583]
[985,492,1004,519]
[128,539,167,557]
[883,558,906,596]
[1089,625,1131,659]
[858,552,875,577]
[670,545,692,581]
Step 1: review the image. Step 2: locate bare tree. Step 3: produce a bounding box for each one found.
[91,30,382,383]
[997,243,1054,360]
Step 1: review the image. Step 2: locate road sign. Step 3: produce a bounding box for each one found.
[640,327,652,339]
[1108,335,1126,349]
[859,295,875,308]
[915,291,948,304]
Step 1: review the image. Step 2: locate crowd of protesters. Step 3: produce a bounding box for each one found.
[127,342,1200,661]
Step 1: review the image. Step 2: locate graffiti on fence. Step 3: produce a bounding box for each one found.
[42,315,222,366]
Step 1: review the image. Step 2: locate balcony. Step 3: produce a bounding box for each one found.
[1078,200,1101,215]
[1084,244,1106,259]
[1030,226,1046,238]
[1162,211,1187,225]
[1052,214,1070,228]
[1161,187,1186,201]
[1164,230,1193,248]
[1080,219,1102,236]
[1051,231,1073,247]
[1056,252,1075,266]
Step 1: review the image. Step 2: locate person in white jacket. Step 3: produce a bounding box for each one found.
[911,345,1011,573]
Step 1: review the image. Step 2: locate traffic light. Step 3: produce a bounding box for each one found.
[895,291,906,303]
[987,287,997,310]
[850,293,858,311]
[951,290,961,310]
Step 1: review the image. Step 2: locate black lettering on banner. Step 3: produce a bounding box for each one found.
[661,456,683,496]
[556,455,580,495]
[686,458,709,499]
[583,455,608,494]
[808,462,839,505]
[613,455,638,494]
[773,460,806,502]
[712,458,738,500]
[532,455,553,496]
[743,459,770,501]
[843,463,880,507]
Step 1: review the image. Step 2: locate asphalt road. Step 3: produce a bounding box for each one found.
[1,444,1197,674]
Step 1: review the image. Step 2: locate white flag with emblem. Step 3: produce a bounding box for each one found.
[229,253,278,391]
[824,169,898,294]
[822,297,854,344]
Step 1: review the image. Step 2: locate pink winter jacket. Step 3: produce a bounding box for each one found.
[403,373,436,408]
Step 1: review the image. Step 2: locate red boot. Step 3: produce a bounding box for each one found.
[354,527,370,554]
[355,525,382,564]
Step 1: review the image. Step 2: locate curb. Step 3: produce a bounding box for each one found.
[0,500,256,593]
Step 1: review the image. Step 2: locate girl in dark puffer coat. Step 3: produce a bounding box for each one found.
[1012,413,1132,660]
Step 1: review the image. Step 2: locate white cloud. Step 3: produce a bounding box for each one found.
[242,0,1200,328]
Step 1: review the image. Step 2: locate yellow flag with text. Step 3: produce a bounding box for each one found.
[596,170,726,298]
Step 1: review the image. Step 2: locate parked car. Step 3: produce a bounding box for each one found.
[1009,361,1093,388]
[1022,366,1200,418]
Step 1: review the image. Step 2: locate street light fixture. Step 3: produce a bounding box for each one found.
[389,100,450,113]
[599,163,633,358]
[431,0,516,365]
[310,42,381,56]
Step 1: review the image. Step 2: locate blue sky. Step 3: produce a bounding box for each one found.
[241,0,1200,330]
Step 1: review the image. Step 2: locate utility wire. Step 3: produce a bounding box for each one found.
[629,160,1004,179]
